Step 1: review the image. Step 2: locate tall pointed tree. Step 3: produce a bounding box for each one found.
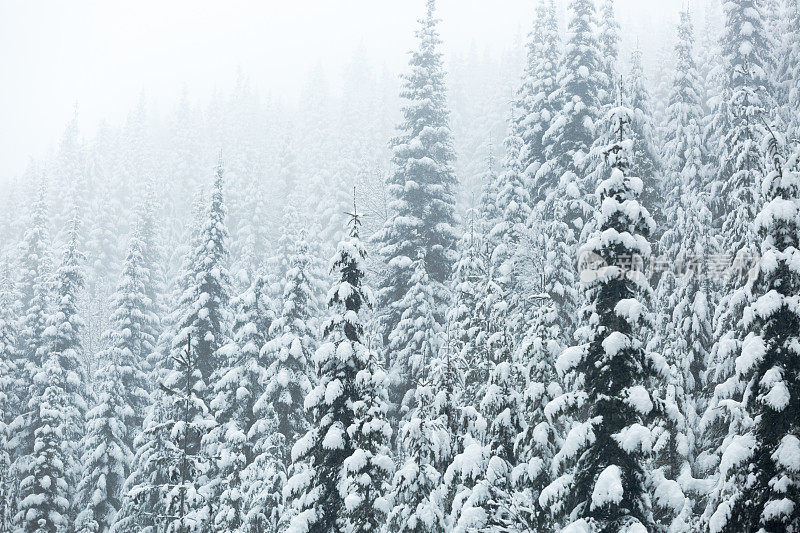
[284,202,393,533]
[115,163,232,531]
[542,105,660,531]
[374,0,458,385]
[704,129,800,533]
[76,220,159,532]
[542,0,605,235]
[702,0,776,487]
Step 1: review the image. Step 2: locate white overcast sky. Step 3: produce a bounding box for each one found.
[1,0,687,178]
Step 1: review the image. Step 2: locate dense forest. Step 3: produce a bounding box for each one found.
[1,0,799,531]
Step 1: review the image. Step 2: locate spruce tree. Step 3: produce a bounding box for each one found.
[388,251,442,413]
[0,268,20,531]
[598,0,621,105]
[542,105,659,531]
[524,0,562,209]
[77,221,159,531]
[15,356,73,533]
[75,361,134,533]
[374,0,458,389]
[701,0,775,488]
[205,272,280,532]
[16,215,86,532]
[284,204,393,533]
[653,15,715,527]
[385,386,450,533]
[703,130,800,532]
[542,0,605,235]
[261,232,316,466]
[625,49,663,229]
[512,300,565,530]
[116,164,231,531]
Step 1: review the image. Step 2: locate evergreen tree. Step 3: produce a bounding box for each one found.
[285,205,393,533]
[598,0,621,105]
[542,105,659,531]
[703,130,800,532]
[0,268,21,531]
[205,272,280,532]
[542,0,605,235]
[524,0,562,209]
[701,0,775,488]
[452,359,525,531]
[75,361,134,533]
[261,232,316,466]
[512,300,565,530]
[116,164,231,531]
[388,252,442,413]
[16,215,86,532]
[374,0,458,386]
[15,356,73,533]
[76,221,159,532]
[625,49,663,229]
[385,386,450,533]
[652,14,715,529]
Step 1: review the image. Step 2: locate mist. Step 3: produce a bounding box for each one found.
[1,0,797,532]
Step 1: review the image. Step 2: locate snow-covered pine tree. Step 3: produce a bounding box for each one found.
[75,359,135,533]
[447,214,483,405]
[374,0,458,388]
[386,385,450,533]
[701,0,775,487]
[703,128,800,532]
[16,214,87,532]
[260,232,316,467]
[541,0,605,236]
[388,251,442,414]
[483,114,531,344]
[776,0,800,136]
[15,355,73,533]
[115,163,231,532]
[625,49,663,231]
[13,184,52,419]
[451,358,525,531]
[598,0,621,106]
[541,105,660,531]
[0,267,21,531]
[44,213,87,487]
[523,0,561,210]
[512,298,565,530]
[75,219,159,532]
[284,202,393,533]
[651,12,715,530]
[205,271,280,532]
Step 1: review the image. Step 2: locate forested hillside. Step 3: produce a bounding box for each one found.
[1,0,799,531]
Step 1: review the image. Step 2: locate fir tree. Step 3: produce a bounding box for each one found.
[625,49,663,229]
[701,0,775,489]
[15,356,73,533]
[512,300,565,530]
[374,0,458,387]
[0,268,20,531]
[261,232,316,466]
[285,203,393,533]
[703,130,800,532]
[542,105,659,531]
[542,0,605,235]
[524,0,561,209]
[205,272,280,532]
[598,0,621,105]
[75,361,134,533]
[116,164,231,531]
[388,251,442,413]
[385,386,450,533]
